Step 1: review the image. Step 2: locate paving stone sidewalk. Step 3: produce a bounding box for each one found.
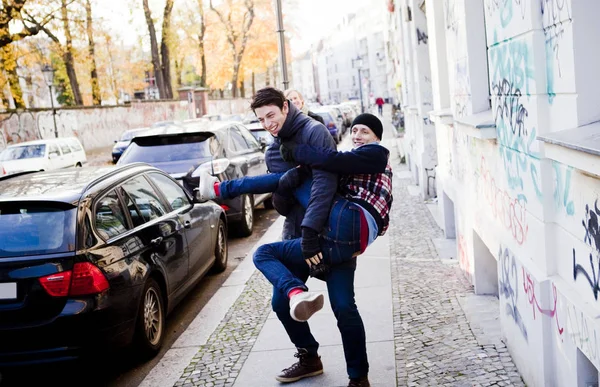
[389,164,525,386]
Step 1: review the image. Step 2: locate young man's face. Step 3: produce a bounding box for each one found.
[255,102,289,137]
[351,124,379,148]
[287,91,303,110]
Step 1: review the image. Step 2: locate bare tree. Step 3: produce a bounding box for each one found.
[85,0,100,105]
[160,0,174,98]
[209,0,255,98]
[196,0,206,87]
[142,0,165,98]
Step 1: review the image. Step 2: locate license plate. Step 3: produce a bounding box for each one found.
[0,283,17,300]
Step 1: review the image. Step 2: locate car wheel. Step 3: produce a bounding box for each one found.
[211,218,228,273]
[75,162,82,167]
[237,194,254,237]
[133,277,165,358]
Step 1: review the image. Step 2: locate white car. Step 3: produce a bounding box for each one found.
[0,137,87,176]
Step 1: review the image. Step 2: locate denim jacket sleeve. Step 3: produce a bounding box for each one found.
[300,126,338,233]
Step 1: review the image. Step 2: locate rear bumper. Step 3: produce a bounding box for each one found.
[0,303,135,366]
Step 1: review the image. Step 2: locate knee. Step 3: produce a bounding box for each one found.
[253,244,274,265]
[331,296,359,321]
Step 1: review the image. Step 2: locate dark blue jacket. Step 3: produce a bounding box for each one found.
[265,102,337,238]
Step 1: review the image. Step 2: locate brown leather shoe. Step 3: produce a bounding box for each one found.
[275,348,323,383]
[348,376,371,387]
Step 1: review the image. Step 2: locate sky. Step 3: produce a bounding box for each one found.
[93,0,364,56]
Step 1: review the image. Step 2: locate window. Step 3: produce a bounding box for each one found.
[95,190,128,240]
[147,173,191,211]
[238,126,260,150]
[228,127,249,153]
[67,139,83,152]
[121,176,167,223]
[48,144,60,158]
[59,141,71,154]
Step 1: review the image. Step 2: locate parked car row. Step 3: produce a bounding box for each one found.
[0,163,227,365]
[0,137,87,176]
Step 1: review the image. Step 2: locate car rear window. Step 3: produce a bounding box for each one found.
[119,135,214,164]
[0,145,46,161]
[0,202,76,258]
[315,113,333,123]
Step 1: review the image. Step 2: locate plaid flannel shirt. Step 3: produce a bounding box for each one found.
[338,162,393,235]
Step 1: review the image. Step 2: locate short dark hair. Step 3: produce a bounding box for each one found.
[250,87,286,111]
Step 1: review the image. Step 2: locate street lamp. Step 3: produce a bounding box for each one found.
[42,64,58,138]
[352,56,365,114]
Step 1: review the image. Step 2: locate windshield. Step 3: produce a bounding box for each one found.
[250,130,274,145]
[119,135,214,164]
[0,203,77,258]
[121,130,143,141]
[0,145,46,161]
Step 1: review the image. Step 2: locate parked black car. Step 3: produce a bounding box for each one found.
[0,164,228,365]
[112,127,151,163]
[118,122,271,236]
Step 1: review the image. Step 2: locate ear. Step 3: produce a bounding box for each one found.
[283,101,289,114]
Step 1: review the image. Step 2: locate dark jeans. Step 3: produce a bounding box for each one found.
[220,172,368,378]
[377,105,383,115]
[253,197,367,378]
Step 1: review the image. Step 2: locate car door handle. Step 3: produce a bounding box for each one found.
[150,236,163,246]
[184,220,191,229]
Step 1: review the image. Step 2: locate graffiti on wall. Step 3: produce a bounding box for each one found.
[458,234,472,283]
[566,304,599,369]
[417,28,428,45]
[485,0,527,29]
[499,245,528,341]
[480,157,529,245]
[522,268,564,336]
[541,0,572,103]
[552,161,575,216]
[573,200,600,299]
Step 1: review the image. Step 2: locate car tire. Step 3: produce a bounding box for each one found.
[211,218,228,273]
[133,277,165,358]
[237,194,254,237]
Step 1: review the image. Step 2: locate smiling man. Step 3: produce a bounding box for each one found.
[249,87,339,383]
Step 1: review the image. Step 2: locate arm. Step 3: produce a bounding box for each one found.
[291,144,388,174]
[300,126,338,234]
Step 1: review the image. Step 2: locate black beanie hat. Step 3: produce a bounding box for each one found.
[351,113,383,140]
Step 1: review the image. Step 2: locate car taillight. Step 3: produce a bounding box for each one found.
[39,262,109,297]
[220,204,230,211]
[39,271,72,297]
[0,164,5,175]
[70,262,109,296]
[327,122,335,129]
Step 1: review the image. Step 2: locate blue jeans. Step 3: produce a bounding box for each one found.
[219,172,284,200]
[253,197,367,378]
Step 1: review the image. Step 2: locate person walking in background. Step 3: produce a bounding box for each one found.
[375,97,384,115]
[285,89,325,124]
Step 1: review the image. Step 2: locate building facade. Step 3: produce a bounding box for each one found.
[394,0,600,385]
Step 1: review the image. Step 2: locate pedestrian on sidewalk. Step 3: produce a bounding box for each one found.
[197,109,393,387]
[285,89,325,125]
[375,97,384,116]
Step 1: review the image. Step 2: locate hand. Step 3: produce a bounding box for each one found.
[305,252,331,280]
[280,142,297,163]
[276,166,309,194]
[301,227,321,259]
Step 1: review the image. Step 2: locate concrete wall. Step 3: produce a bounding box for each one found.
[396,0,600,385]
[0,101,192,152]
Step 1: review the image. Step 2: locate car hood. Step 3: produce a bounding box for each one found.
[0,158,45,174]
[113,140,130,150]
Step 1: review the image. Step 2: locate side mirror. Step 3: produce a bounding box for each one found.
[259,137,267,151]
[192,188,207,203]
[114,140,118,143]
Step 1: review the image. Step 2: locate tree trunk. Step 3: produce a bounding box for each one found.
[265,67,270,86]
[197,0,207,87]
[160,0,174,99]
[85,0,101,105]
[1,45,24,109]
[25,74,34,107]
[251,71,255,95]
[219,89,223,98]
[231,58,239,98]
[142,0,166,98]
[239,73,245,98]
[174,58,181,88]
[61,0,83,105]
[104,35,119,101]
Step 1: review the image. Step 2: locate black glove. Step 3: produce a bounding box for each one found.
[280,142,298,163]
[309,261,331,281]
[276,166,310,195]
[301,226,321,259]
